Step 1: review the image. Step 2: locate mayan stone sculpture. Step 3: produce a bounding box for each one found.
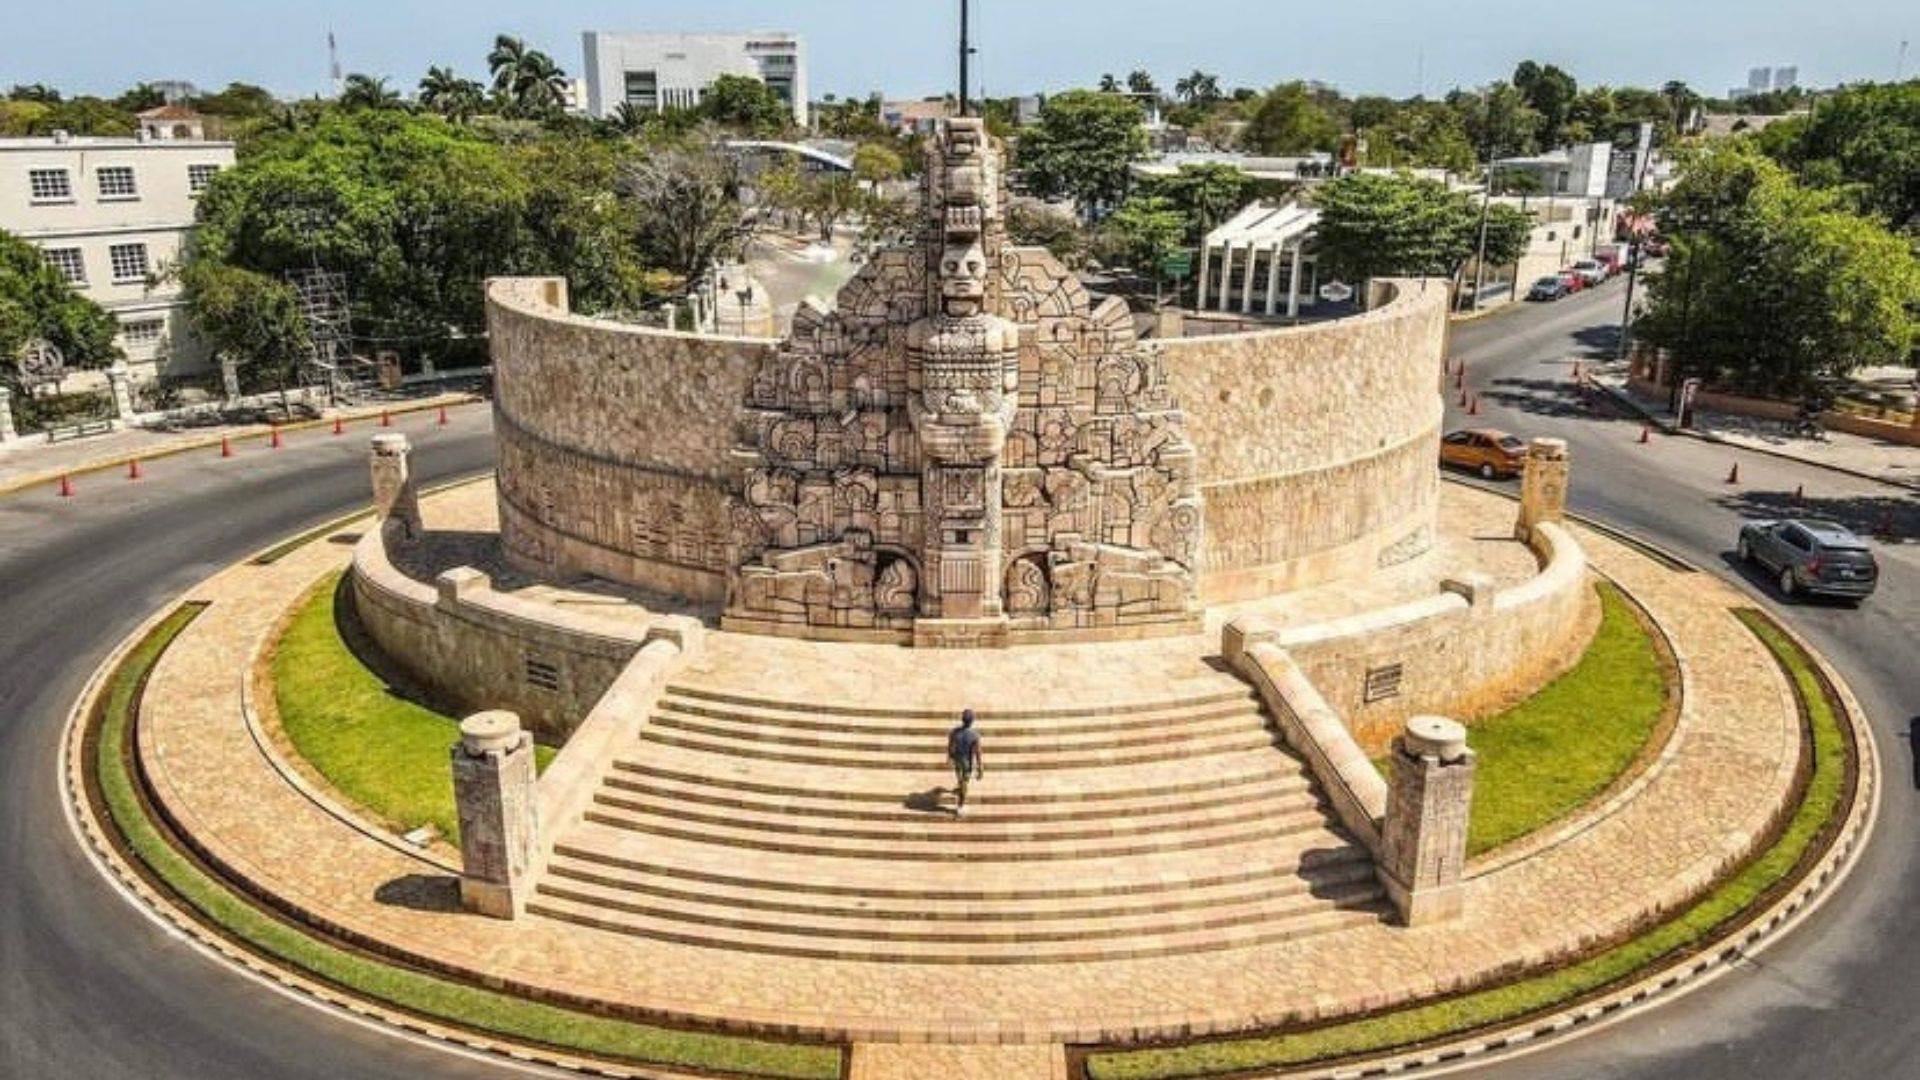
[726,119,1203,645]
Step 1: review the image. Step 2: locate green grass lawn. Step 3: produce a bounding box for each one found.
[1086,606,1849,1080]
[94,604,841,1080]
[1461,581,1671,856]
[272,573,553,844]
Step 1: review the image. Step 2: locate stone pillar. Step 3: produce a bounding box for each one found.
[1287,243,1305,318]
[1264,241,1283,315]
[1516,436,1570,543]
[0,385,15,444]
[1194,243,1210,312]
[451,711,541,919]
[219,356,240,401]
[106,360,135,422]
[1379,715,1476,926]
[369,433,423,538]
[1154,305,1185,340]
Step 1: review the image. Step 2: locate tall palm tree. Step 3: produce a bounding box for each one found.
[340,73,402,111]
[418,65,485,122]
[1175,70,1221,106]
[487,34,568,117]
[1097,73,1121,94]
[607,101,650,136]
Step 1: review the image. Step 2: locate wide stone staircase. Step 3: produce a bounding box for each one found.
[529,682,1389,964]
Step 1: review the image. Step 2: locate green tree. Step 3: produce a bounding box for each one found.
[1639,142,1920,394]
[0,228,120,387]
[418,66,486,123]
[114,83,166,112]
[851,143,904,190]
[340,74,403,111]
[1513,60,1578,147]
[1099,194,1186,271]
[698,74,792,136]
[1757,81,1920,231]
[1015,89,1148,217]
[1364,101,1477,173]
[1311,172,1481,291]
[1174,71,1222,107]
[175,260,311,393]
[1126,71,1159,98]
[486,35,568,118]
[1480,203,1535,267]
[1448,82,1542,157]
[1139,163,1253,243]
[1241,82,1340,154]
[1007,202,1085,266]
[619,142,755,285]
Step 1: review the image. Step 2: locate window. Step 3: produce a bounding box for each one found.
[108,242,149,283]
[42,246,86,284]
[623,70,659,109]
[97,165,138,199]
[28,168,73,202]
[187,163,221,193]
[119,318,164,346]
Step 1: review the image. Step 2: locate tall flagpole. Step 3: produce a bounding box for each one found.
[959,0,972,116]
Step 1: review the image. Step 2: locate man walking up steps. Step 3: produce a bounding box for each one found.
[947,709,984,816]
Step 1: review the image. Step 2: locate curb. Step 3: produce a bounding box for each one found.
[0,394,485,500]
[1591,381,1920,494]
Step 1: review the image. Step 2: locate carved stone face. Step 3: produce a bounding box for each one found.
[940,241,987,315]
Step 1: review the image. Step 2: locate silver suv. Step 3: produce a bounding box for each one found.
[1737,518,1879,601]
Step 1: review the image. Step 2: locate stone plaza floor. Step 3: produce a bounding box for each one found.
[129,481,1805,1079]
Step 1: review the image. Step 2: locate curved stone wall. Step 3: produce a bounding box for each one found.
[489,278,778,602]
[1161,279,1449,600]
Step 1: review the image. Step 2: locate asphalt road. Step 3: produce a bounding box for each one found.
[0,287,1912,1079]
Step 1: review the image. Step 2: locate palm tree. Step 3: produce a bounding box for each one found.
[339,73,402,111]
[418,66,485,122]
[487,34,569,117]
[1175,70,1221,106]
[606,102,650,136]
[1097,73,1121,94]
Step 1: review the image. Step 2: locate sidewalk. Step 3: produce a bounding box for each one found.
[0,391,482,497]
[1588,361,1920,491]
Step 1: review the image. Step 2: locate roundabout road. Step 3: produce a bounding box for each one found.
[0,286,1911,1078]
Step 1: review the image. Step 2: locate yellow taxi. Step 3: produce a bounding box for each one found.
[1439,428,1527,479]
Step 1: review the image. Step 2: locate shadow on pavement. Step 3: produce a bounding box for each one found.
[373,873,462,913]
[1481,376,1627,422]
[1712,490,1918,547]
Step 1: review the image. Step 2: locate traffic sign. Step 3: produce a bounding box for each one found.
[1160,252,1193,280]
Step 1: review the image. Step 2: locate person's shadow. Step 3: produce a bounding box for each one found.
[1907,717,1920,792]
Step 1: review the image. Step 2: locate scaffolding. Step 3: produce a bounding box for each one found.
[289,268,357,401]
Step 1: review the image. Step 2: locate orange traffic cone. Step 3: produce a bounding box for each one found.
[333,416,346,436]
[128,459,143,481]
[1458,388,1469,407]
[437,404,449,426]
[1638,424,1651,444]
[1725,463,1740,485]
[58,474,74,497]
[1468,395,1480,416]
[380,410,392,428]
[270,425,283,449]
[1791,484,1804,506]
[1454,367,1464,389]
[220,435,234,458]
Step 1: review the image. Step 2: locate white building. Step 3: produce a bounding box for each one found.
[1195,202,1323,318]
[1494,141,1613,199]
[580,32,807,127]
[0,124,235,383]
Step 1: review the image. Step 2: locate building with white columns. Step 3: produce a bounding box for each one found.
[1195,202,1322,318]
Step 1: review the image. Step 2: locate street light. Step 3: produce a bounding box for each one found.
[735,286,756,331]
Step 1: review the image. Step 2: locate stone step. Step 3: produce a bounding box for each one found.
[610,746,1310,806]
[602,767,1317,826]
[543,847,1381,924]
[578,799,1337,861]
[634,724,1283,772]
[525,886,1388,964]
[664,682,1255,721]
[652,692,1266,738]
[589,784,1323,844]
[554,824,1370,902]
[648,699,1266,755]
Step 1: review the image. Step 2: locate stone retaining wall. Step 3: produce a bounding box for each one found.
[350,522,660,738]
[1162,279,1449,600]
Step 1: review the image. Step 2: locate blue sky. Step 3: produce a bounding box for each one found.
[6,1,1914,101]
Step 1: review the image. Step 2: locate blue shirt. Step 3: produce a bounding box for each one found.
[947,725,980,765]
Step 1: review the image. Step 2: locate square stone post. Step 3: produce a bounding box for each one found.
[1379,715,1476,926]
[451,711,541,919]
[369,433,423,538]
[106,361,136,423]
[0,385,16,444]
[1287,243,1305,318]
[1516,436,1570,543]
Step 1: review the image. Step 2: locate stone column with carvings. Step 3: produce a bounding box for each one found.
[369,433,423,538]
[451,711,541,919]
[1379,715,1476,926]
[106,361,135,423]
[0,386,15,444]
[1516,436,1570,543]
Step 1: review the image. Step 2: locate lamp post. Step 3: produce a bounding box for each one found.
[735,286,756,334]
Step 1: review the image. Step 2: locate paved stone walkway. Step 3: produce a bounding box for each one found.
[133,483,1802,1079]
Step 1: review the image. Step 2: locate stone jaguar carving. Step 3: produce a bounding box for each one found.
[724,117,1202,644]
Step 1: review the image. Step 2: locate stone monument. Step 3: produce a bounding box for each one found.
[0,386,15,445]
[726,118,1204,645]
[451,710,540,918]
[1516,437,1570,543]
[369,434,422,539]
[106,360,135,423]
[1379,715,1476,926]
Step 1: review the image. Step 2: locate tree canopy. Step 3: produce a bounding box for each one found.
[1241,82,1340,155]
[1310,172,1485,286]
[0,228,120,387]
[1015,90,1148,216]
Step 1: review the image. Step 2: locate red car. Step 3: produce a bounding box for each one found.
[1557,269,1587,293]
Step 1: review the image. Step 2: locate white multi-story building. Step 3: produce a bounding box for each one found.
[1,123,234,383]
[580,32,807,127]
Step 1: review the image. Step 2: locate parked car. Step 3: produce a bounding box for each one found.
[1641,236,1670,258]
[1440,428,1528,479]
[1568,259,1609,287]
[1737,518,1880,601]
[1557,269,1587,293]
[1527,276,1569,301]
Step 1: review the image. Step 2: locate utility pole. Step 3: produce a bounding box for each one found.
[1470,131,1496,312]
[1616,142,1658,361]
[958,0,975,117]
